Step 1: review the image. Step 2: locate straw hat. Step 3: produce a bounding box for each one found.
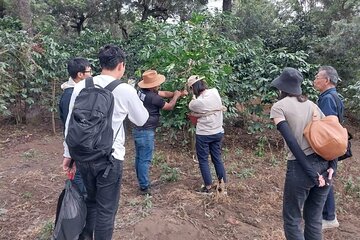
[187,75,205,88]
[138,70,165,89]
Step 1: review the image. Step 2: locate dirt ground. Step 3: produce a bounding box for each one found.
[0,120,359,240]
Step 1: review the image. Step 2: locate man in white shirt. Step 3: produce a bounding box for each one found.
[63,44,149,240]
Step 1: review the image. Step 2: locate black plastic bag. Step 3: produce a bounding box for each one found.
[52,179,87,240]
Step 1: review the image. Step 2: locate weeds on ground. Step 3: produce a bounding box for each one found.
[344,177,360,198]
[21,149,37,160]
[269,155,279,167]
[235,148,243,156]
[37,220,53,240]
[255,136,267,157]
[22,191,32,199]
[222,147,230,161]
[228,162,240,175]
[140,194,153,217]
[160,163,180,182]
[143,194,152,210]
[235,168,255,179]
[152,151,166,166]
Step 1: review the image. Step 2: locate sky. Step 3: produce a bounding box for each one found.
[207,0,223,12]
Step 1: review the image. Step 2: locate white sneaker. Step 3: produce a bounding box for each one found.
[322,218,340,230]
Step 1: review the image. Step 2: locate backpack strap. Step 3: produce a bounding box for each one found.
[311,103,320,121]
[105,80,123,92]
[329,92,344,123]
[85,77,94,88]
[102,79,126,179]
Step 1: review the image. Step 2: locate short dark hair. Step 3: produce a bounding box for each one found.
[98,44,126,70]
[67,57,90,79]
[191,80,207,97]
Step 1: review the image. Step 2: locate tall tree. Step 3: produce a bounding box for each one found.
[0,0,5,18]
[131,0,208,22]
[223,0,232,13]
[15,0,33,35]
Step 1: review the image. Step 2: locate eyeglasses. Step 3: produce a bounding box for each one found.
[83,69,92,74]
[314,76,327,81]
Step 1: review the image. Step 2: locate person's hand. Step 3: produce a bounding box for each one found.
[318,173,326,187]
[180,90,188,97]
[174,90,181,98]
[327,168,334,180]
[63,157,76,176]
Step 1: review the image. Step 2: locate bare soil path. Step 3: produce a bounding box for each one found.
[0,122,359,240]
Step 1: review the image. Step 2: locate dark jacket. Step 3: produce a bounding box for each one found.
[59,77,77,130]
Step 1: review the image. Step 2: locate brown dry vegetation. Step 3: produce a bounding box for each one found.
[0,120,359,240]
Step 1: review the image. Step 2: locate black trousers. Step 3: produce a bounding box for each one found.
[77,158,123,240]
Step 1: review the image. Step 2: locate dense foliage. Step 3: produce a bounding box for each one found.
[0,0,359,128]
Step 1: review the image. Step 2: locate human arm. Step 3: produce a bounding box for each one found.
[162,90,182,111]
[189,106,227,117]
[158,90,174,98]
[124,85,149,126]
[159,90,188,98]
[274,118,325,187]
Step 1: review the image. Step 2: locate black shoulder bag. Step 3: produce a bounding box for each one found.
[330,92,353,161]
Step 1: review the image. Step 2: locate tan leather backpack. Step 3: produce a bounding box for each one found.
[304,104,348,160]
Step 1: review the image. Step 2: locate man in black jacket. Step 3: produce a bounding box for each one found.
[59,57,92,194]
[59,57,92,128]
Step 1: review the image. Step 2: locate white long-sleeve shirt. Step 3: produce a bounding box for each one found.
[63,75,149,160]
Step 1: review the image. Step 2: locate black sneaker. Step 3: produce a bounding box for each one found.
[196,185,214,195]
[140,187,151,196]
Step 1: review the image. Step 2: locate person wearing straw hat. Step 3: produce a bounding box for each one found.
[134,69,187,195]
[187,75,227,194]
[270,67,334,240]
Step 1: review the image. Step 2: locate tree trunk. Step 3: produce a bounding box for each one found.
[222,0,232,13]
[0,0,5,18]
[16,0,33,36]
[51,79,56,135]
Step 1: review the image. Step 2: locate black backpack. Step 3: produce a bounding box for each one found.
[66,77,121,164]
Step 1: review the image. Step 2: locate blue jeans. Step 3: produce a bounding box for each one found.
[196,132,226,186]
[77,158,123,240]
[133,128,155,189]
[283,154,330,240]
[323,185,336,220]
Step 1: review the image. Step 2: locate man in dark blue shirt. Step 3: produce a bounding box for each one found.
[133,70,186,195]
[313,65,344,230]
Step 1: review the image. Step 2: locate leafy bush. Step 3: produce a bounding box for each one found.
[2,13,356,131]
[343,81,360,118]
[0,24,38,122]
